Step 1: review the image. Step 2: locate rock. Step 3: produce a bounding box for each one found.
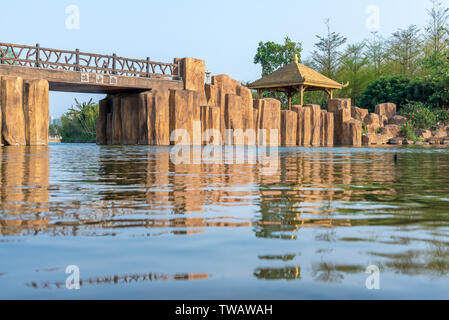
[97,96,112,145]
[237,86,255,133]
[23,80,49,146]
[328,98,351,145]
[323,111,334,146]
[281,110,297,146]
[432,128,447,138]
[144,90,171,145]
[257,98,281,146]
[301,105,312,146]
[380,115,389,127]
[1,76,26,145]
[442,137,449,145]
[427,137,442,145]
[205,84,219,107]
[224,94,244,145]
[403,140,414,145]
[201,106,221,145]
[169,89,201,145]
[253,106,259,134]
[120,94,140,145]
[388,137,404,145]
[291,105,303,146]
[351,106,369,122]
[364,113,381,134]
[375,103,397,119]
[388,115,407,126]
[380,124,401,138]
[342,119,362,146]
[417,129,432,140]
[414,141,425,145]
[180,58,206,105]
[362,134,389,145]
[305,105,322,147]
[212,74,240,138]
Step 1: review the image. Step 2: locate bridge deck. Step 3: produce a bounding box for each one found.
[0,64,183,94]
[0,42,184,93]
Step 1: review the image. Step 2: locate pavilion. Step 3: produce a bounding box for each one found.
[248,54,348,110]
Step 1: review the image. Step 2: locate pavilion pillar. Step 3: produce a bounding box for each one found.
[287,92,292,110]
[257,89,262,99]
[299,85,305,105]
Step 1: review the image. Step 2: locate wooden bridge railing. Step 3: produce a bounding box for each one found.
[0,42,180,79]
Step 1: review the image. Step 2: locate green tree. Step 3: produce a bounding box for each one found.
[387,25,422,76]
[425,0,449,56]
[365,32,388,78]
[311,19,347,78]
[58,99,99,143]
[254,36,302,77]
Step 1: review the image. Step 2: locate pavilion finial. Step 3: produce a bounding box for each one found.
[293,54,299,63]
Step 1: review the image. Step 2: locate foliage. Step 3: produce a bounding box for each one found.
[49,124,60,137]
[434,107,449,124]
[254,37,302,77]
[359,76,412,111]
[399,101,437,129]
[57,99,99,143]
[311,19,347,78]
[401,121,419,141]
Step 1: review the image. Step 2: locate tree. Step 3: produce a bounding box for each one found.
[387,25,422,76]
[311,19,347,78]
[338,43,370,105]
[58,99,99,142]
[254,36,302,77]
[425,0,449,55]
[365,32,387,78]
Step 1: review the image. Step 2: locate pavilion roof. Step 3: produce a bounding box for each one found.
[248,58,345,90]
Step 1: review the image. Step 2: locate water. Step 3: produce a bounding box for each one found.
[1,143,449,299]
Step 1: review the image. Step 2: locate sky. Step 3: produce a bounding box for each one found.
[1,0,446,117]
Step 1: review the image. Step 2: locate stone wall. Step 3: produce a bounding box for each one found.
[0,76,49,146]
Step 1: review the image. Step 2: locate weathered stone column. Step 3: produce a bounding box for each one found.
[144,89,170,146]
[291,105,304,146]
[308,105,322,147]
[97,96,112,145]
[1,76,26,145]
[111,95,123,145]
[281,110,297,146]
[178,57,207,106]
[257,98,281,146]
[120,94,140,145]
[23,80,49,146]
[301,106,312,147]
[169,89,200,145]
[328,98,351,145]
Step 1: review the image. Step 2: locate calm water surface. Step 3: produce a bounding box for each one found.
[1,144,449,299]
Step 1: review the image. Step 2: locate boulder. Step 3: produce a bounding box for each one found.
[375,103,397,119]
[328,98,351,145]
[281,110,297,146]
[388,137,404,145]
[427,137,442,145]
[224,94,244,145]
[291,105,304,146]
[380,124,401,138]
[1,76,26,145]
[364,113,381,134]
[388,115,407,126]
[362,134,389,145]
[432,128,447,138]
[351,106,369,122]
[205,83,219,107]
[442,137,449,145]
[342,119,362,146]
[23,79,49,146]
[380,115,389,127]
[417,129,432,140]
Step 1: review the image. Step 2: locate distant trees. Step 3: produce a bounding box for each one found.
[55,99,99,142]
[252,0,449,110]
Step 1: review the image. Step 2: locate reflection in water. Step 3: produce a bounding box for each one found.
[2,145,449,297]
[27,272,209,289]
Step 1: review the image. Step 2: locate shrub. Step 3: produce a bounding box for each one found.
[434,108,449,126]
[399,101,437,129]
[401,121,418,141]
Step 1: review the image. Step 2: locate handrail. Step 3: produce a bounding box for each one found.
[0,42,180,79]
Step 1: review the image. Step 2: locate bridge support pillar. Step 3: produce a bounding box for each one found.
[0,76,49,146]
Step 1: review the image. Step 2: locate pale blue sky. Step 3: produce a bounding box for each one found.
[1,0,446,117]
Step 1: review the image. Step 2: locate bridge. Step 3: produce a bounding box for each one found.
[0,42,184,93]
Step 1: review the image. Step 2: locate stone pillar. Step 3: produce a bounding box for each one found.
[291,105,303,146]
[1,76,26,145]
[257,98,281,146]
[237,85,255,134]
[375,103,397,119]
[307,105,322,147]
[281,110,297,146]
[169,89,200,145]
[23,80,49,146]
[97,96,112,145]
[201,105,220,145]
[179,57,207,106]
[140,90,170,146]
[111,95,123,145]
[328,98,351,145]
[120,94,140,145]
[301,106,312,147]
[324,111,334,147]
[342,120,363,146]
